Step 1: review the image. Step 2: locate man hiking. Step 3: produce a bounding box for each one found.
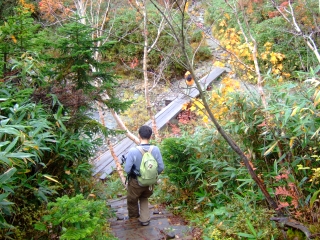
[124,125,164,226]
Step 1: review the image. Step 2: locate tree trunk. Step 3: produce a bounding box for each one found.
[97,102,126,186]
[141,0,160,140]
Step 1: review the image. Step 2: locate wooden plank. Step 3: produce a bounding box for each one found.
[92,137,136,175]
[144,67,226,129]
[189,67,226,97]
[145,94,189,129]
[92,68,225,179]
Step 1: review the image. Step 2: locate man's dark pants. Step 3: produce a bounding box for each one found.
[127,178,153,223]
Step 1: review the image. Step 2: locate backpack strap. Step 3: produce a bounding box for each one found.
[148,145,154,153]
[137,145,154,155]
[136,146,145,155]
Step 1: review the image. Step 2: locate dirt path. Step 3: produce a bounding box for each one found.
[108,196,195,240]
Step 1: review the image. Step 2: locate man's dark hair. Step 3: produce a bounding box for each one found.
[139,125,152,139]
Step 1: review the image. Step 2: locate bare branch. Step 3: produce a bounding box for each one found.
[270,0,320,63]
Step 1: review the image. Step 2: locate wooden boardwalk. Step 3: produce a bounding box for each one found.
[92,67,225,179]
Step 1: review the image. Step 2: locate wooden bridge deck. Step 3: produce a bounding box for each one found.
[92,67,225,179]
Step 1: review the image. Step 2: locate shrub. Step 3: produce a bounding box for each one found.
[34,194,115,240]
[195,46,212,61]
[191,30,203,43]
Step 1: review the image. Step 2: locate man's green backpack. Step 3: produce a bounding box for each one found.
[136,146,158,187]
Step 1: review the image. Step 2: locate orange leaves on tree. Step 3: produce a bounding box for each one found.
[167,122,181,136]
[240,159,257,171]
[219,20,227,28]
[19,0,35,12]
[275,186,292,197]
[39,0,73,22]
[11,35,17,44]
[261,43,289,80]
[213,13,291,83]
[130,57,139,69]
[177,102,196,125]
[214,24,256,82]
[279,1,289,13]
[276,201,290,210]
[275,172,289,181]
[188,76,241,124]
[248,160,257,170]
[275,180,300,210]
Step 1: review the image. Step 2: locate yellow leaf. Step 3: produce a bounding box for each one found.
[297,164,310,170]
[282,72,291,78]
[313,98,320,107]
[43,174,60,184]
[264,141,279,156]
[270,55,277,64]
[276,53,285,61]
[203,116,209,123]
[289,137,297,148]
[193,100,204,109]
[219,20,226,27]
[313,89,320,107]
[272,68,280,75]
[181,103,189,110]
[291,107,300,117]
[190,106,197,111]
[264,42,273,51]
[184,2,189,12]
[213,61,225,67]
[11,35,17,44]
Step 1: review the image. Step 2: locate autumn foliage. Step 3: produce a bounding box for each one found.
[38,0,73,22]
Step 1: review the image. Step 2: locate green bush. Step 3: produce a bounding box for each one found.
[195,46,212,61]
[34,194,115,240]
[160,128,251,208]
[191,30,203,43]
[200,201,281,239]
[160,137,195,189]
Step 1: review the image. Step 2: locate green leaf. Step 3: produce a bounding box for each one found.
[0,127,20,135]
[310,189,320,208]
[0,141,10,148]
[0,193,10,201]
[0,153,12,165]
[0,201,14,206]
[237,232,255,238]
[6,152,34,158]
[4,136,19,153]
[273,160,278,175]
[246,218,257,236]
[236,178,253,189]
[34,222,47,231]
[0,119,10,126]
[0,167,17,183]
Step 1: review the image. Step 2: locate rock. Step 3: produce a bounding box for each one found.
[165,231,176,239]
